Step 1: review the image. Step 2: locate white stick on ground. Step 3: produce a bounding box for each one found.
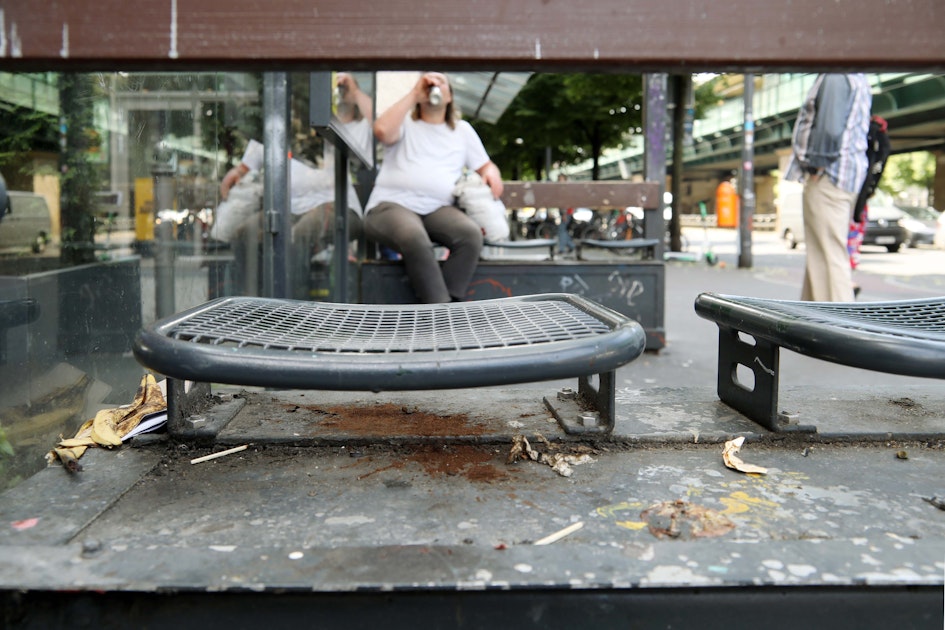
[190,444,248,465]
[534,521,584,545]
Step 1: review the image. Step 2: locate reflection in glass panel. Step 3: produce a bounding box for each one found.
[330,71,375,167]
[0,71,367,491]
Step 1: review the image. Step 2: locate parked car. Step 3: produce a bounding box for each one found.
[897,205,939,247]
[862,204,908,252]
[0,191,52,254]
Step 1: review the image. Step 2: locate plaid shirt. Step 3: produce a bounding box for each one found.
[785,74,872,194]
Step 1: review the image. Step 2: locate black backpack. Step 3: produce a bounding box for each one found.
[853,115,891,222]
[0,173,8,223]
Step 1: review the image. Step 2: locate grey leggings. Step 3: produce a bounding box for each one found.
[364,202,483,303]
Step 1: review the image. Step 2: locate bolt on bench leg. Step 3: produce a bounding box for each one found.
[716,326,814,433]
[543,370,616,435]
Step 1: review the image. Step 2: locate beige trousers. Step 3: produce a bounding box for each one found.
[801,176,856,302]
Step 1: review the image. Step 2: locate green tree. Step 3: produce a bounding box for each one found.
[692,75,727,118]
[0,106,58,171]
[472,73,722,181]
[472,73,644,180]
[879,151,936,200]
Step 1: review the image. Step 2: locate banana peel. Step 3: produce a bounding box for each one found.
[91,408,124,446]
[47,374,167,471]
[52,446,87,473]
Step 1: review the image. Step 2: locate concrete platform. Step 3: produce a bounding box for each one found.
[1,382,944,628]
[3,249,945,628]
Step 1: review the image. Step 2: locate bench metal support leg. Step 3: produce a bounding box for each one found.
[543,370,616,435]
[716,326,815,433]
[167,379,213,438]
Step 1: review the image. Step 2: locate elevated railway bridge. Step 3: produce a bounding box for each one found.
[562,72,945,217]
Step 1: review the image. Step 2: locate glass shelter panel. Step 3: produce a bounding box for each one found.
[0,71,371,490]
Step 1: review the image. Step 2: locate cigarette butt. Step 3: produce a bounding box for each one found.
[190,444,248,465]
[534,521,584,546]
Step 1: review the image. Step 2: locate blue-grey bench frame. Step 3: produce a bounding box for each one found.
[695,293,945,432]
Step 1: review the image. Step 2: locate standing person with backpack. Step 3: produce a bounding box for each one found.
[785,74,872,302]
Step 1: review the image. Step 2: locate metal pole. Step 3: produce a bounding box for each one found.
[670,75,691,253]
[152,162,176,319]
[738,74,755,269]
[643,74,668,260]
[262,72,291,298]
[332,143,350,302]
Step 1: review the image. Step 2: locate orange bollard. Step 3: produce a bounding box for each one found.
[715,178,740,228]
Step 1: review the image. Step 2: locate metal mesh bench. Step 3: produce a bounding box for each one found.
[575,238,660,261]
[481,238,558,260]
[694,293,945,432]
[134,293,646,436]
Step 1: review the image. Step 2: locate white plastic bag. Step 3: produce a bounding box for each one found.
[453,171,510,242]
[209,172,263,242]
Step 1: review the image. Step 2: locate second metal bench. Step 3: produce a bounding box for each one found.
[694,292,945,432]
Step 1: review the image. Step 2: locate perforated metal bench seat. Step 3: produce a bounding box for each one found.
[134,293,646,434]
[694,293,945,432]
[576,238,660,260]
[482,238,558,260]
[483,238,557,250]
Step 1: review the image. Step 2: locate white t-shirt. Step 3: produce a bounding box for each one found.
[240,139,363,216]
[366,117,490,216]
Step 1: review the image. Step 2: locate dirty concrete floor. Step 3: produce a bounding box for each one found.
[85,438,945,553]
[2,383,944,597]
